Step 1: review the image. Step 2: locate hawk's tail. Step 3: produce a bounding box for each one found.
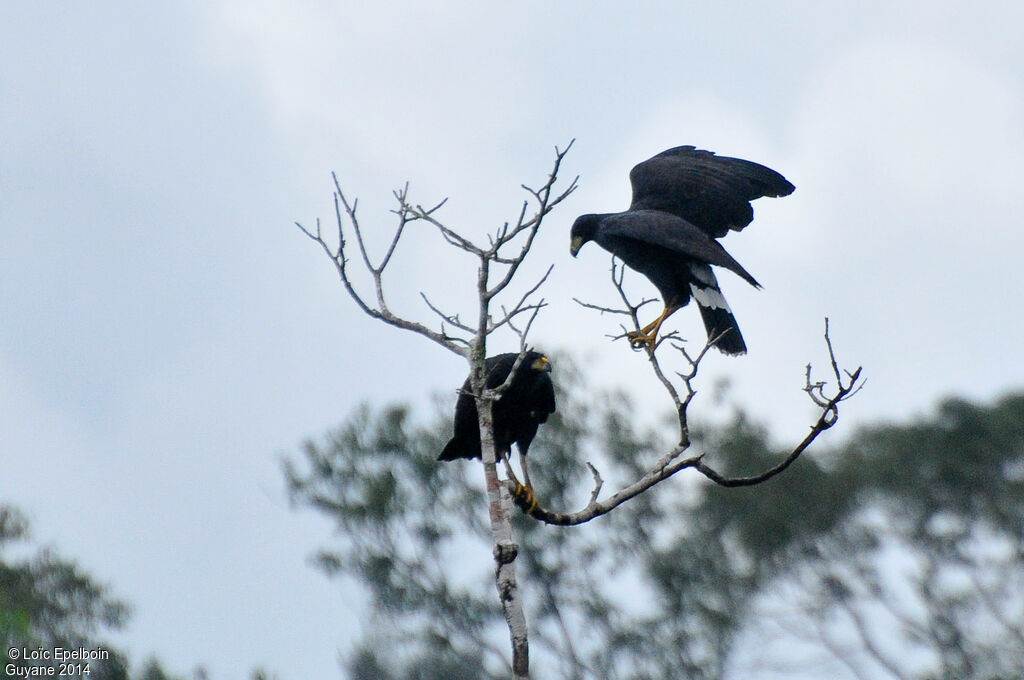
[439,436,473,461]
[692,270,749,358]
[696,297,747,355]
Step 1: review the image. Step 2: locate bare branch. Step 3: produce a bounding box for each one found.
[527,444,698,525]
[499,265,554,320]
[294,214,378,331]
[295,217,331,254]
[585,462,604,505]
[527,318,864,526]
[486,144,578,300]
[420,292,474,335]
[610,259,646,333]
[489,265,554,336]
[333,176,375,276]
[686,320,862,487]
[376,182,412,273]
[504,303,545,355]
[296,177,477,357]
[410,203,481,254]
[570,297,635,317]
[493,140,577,250]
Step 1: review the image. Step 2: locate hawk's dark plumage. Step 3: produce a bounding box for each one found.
[439,352,555,464]
[570,146,794,354]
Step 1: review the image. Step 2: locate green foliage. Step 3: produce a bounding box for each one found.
[287,368,1024,680]
[0,505,131,679]
[136,658,189,680]
[0,506,248,680]
[763,392,1024,680]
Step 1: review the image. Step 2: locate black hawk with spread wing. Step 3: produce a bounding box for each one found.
[570,146,794,354]
[439,351,555,508]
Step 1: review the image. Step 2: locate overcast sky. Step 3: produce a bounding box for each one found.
[3,2,1023,678]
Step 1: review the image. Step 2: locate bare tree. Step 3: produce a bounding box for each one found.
[297,143,862,678]
[298,143,575,679]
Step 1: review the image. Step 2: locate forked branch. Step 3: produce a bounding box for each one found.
[524,264,863,525]
[295,178,466,354]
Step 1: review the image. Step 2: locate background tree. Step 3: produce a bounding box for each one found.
[286,367,1024,680]
[1,504,132,680]
[0,504,274,680]
[736,393,1024,680]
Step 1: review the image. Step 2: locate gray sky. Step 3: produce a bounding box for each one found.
[3,1,1023,677]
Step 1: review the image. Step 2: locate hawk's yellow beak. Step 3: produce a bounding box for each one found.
[569,236,584,257]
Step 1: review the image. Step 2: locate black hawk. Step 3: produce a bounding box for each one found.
[439,351,555,508]
[569,146,795,354]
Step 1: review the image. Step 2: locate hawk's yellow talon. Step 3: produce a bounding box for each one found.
[627,329,655,350]
[513,482,538,514]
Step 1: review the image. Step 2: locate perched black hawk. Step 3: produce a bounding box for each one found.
[570,146,794,354]
[439,351,555,507]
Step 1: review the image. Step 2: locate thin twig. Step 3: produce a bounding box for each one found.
[570,298,635,316]
[420,292,474,334]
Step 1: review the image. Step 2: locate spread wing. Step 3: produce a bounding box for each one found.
[597,211,760,287]
[629,146,795,239]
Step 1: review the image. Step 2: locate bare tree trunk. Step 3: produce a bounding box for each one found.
[478,396,530,678]
[472,250,530,677]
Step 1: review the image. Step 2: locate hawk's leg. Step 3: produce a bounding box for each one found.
[515,452,537,513]
[499,448,536,513]
[498,449,537,514]
[500,447,521,486]
[628,305,679,349]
